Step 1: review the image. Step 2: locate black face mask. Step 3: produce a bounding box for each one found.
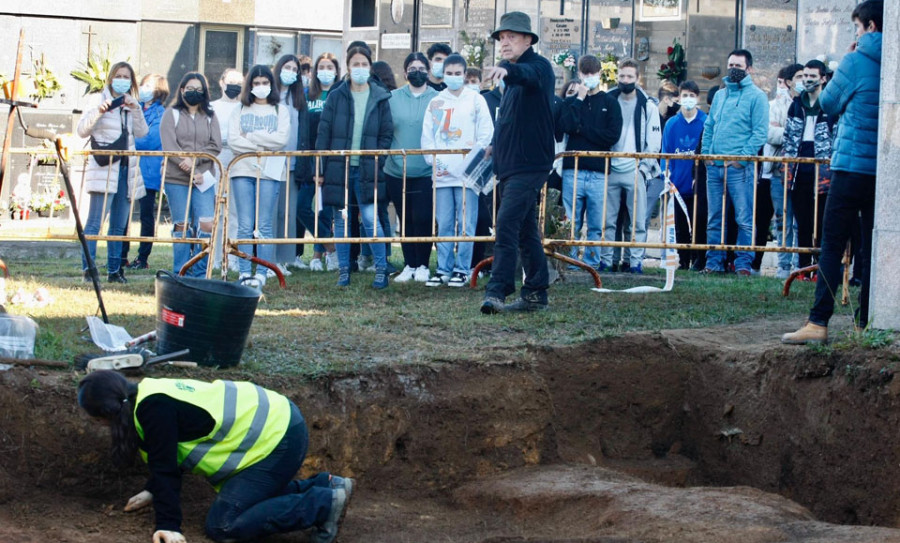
[407,70,428,88]
[728,68,747,82]
[224,84,241,99]
[183,90,205,106]
[803,80,820,92]
[618,81,636,94]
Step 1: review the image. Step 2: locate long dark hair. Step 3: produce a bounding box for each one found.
[77,371,139,467]
[240,65,280,106]
[371,61,397,91]
[273,54,306,113]
[309,52,340,101]
[171,72,214,117]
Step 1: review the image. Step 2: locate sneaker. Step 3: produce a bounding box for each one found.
[394,265,416,283]
[82,269,92,283]
[357,255,375,272]
[504,292,548,312]
[329,475,355,495]
[289,256,309,270]
[698,268,723,275]
[108,270,127,284]
[736,269,752,277]
[781,321,828,345]
[267,263,291,278]
[385,261,398,275]
[611,262,620,273]
[596,263,610,273]
[750,268,761,276]
[325,252,340,271]
[480,296,505,315]
[425,274,447,287]
[312,485,353,543]
[309,258,324,272]
[337,267,350,287]
[447,271,468,287]
[775,268,791,280]
[629,264,643,275]
[127,259,148,270]
[619,263,631,274]
[254,272,267,287]
[372,269,388,289]
[414,265,430,282]
[239,274,260,290]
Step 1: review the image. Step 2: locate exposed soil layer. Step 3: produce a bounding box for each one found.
[2,320,900,542]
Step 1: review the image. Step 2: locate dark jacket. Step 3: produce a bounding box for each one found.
[292,105,313,186]
[492,47,556,179]
[316,82,393,207]
[556,91,623,170]
[783,92,835,192]
[820,31,881,176]
[606,86,662,181]
[482,88,502,125]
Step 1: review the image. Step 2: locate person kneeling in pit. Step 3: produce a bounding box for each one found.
[77,371,352,543]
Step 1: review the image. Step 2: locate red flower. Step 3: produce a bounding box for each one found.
[668,61,676,68]
[58,190,65,198]
[660,64,668,70]
[667,47,674,55]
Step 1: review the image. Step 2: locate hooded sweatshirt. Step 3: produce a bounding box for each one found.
[701,73,769,164]
[226,102,291,181]
[421,87,494,188]
[385,84,438,179]
[661,108,707,198]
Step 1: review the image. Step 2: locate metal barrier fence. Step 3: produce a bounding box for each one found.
[1,147,830,288]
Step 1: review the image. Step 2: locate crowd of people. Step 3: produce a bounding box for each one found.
[76,1,881,326]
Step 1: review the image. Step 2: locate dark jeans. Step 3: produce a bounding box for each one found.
[790,172,827,270]
[121,188,158,264]
[385,174,433,269]
[295,182,334,256]
[205,402,334,542]
[751,178,775,271]
[674,193,701,269]
[691,172,708,270]
[472,192,496,270]
[809,171,875,328]
[484,171,548,303]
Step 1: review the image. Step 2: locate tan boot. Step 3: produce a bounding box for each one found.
[781,322,828,345]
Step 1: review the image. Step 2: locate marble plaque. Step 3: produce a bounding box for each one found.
[797,0,859,65]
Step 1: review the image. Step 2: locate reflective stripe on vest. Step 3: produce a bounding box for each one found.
[134,378,291,487]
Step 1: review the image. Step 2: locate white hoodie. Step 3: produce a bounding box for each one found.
[421,87,493,188]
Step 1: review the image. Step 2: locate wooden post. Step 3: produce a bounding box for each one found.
[0,28,26,195]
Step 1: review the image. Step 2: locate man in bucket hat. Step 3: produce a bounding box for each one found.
[480,11,556,314]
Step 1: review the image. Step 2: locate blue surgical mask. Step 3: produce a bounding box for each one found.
[431,62,444,79]
[444,75,465,91]
[317,70,336,86]
[794,80,805,94]
[301,75,310,88]
[280,70,298,86]
[111,79,131,95]
[466,84,481,92]
[498,79,506,92]
[138,85,154,103]
[582,75,601,90]
[350,67,370,85]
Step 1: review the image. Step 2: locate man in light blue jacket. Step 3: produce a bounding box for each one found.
[701,49,769,275]
[783,0,882,344]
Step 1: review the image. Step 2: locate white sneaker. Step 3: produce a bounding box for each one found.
[239,274,260,290]
[394,265,415,283]
[288,256,309,270]
[414,266,430,282]
[775,268,790,280]
[309,258,324,271]
[358,255,375,272]
[255,272,267,287]
[325,251,340,271]
[425,274,447,287]
[268,263,291,278]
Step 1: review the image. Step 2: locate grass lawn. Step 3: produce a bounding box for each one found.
[1,242,830,377]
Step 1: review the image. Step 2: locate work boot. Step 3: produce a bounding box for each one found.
[781,321,828,345]
[312,485,353,543]
[504,292,548,313]
[480,296,505,315]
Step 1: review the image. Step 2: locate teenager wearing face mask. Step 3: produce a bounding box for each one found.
[159,72,222,278]
[556,54,623,270]
[425,42,451,91]
[465,68,482,93]
[210,68,243,271]
[316,46,393,289]
[228,65,291,289]
[296,53,340,273]
[298,55,312,92]
[76,61,149,284]
[661,80,707,270]
[384,52,438,283]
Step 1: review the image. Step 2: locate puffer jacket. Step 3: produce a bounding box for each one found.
[783,92,835,193]
[76,86,149,196]
[820,31,881,176]
[134,100,164,191]
[316,81,393,207]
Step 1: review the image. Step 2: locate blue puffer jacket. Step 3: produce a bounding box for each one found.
[134,100,165,191]
[820,31,881,176]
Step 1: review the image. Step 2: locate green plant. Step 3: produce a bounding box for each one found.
[29,54,62,101]
[70,45,114,95]
[29,190,68,213]
[459,31,487,69]
[598,52,619,87]
[657,39,686,84]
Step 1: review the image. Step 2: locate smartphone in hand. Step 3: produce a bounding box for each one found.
[108,95,126,110]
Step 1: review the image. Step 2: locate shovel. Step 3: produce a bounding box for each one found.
[85,348,196,373]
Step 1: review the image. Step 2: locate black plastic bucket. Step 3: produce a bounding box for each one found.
[155,270,260,367]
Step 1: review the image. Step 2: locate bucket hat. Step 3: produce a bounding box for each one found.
[491,11,539,44]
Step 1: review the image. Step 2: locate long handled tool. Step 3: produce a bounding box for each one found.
[83,348,195,373]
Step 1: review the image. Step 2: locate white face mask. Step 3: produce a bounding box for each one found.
[466,84,481,92]
[582,75,601,90]
[431,62,444,79]
[680,97,698,110]
[251,85,271,99]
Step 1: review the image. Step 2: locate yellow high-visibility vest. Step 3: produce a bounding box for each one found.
[134,378,291,489]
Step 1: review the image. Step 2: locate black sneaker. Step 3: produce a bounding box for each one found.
[82,270,91,283]
[108,270,128,284]
[127,259,148,270]
[504,292,548,312]
[480,296,505,315]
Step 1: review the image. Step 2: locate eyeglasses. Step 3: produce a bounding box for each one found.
[184,86,203,92]
[406,68,427,74]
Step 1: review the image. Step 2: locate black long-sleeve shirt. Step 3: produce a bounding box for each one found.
[556,92,623,171]
[136,394,215,533]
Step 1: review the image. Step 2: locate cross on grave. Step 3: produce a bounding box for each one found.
[82,24,97,62]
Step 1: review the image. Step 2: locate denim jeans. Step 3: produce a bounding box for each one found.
[434,186,479,276]
[165,183,215,277]
[232,176,281,277]
[769,174,794,271]
[601,170,647,268]
[810,171,875,328]
[562,169,606,267]
[705,164,754,272]
[333,167,386,271]
[205,402,335,542]
[296,182,333,255]
[82,161,130,274]
[484,171,548,303]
